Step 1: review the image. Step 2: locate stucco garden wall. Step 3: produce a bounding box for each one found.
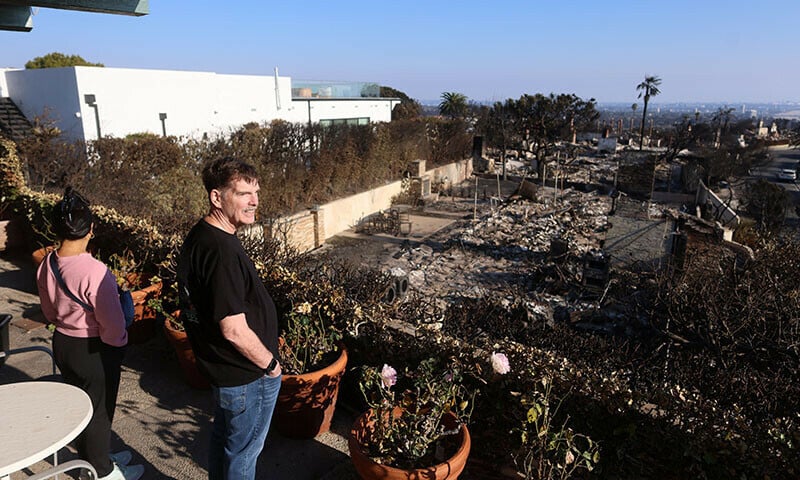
[695,181,739,229]
[427,159,473,191]
[274,158,473,252]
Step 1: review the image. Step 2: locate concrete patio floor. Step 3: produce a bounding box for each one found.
[0,248,360,480]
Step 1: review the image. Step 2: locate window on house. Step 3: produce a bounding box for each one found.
[319,117,370,127]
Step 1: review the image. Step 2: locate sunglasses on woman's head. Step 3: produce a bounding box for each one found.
[61,190,90,223]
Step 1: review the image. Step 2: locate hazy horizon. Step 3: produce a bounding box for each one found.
[2,1,798,105]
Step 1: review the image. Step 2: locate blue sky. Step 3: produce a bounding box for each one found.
[2,0,798,104]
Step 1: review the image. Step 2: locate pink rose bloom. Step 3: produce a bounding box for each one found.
[491,352,510,375]
[381,364,397,388]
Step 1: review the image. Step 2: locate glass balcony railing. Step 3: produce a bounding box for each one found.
[291,80,380,99]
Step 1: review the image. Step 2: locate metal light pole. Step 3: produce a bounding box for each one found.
[159,113,167,137]
[83,94,101,139]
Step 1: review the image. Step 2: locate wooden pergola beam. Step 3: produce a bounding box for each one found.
[0,5,33,31]
[0,0,148,16]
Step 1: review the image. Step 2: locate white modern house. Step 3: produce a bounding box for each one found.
[0,66,402,142]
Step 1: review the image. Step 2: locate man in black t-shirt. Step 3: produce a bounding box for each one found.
[177,157,281,480]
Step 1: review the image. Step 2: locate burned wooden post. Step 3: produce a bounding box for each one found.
[582,249,610,296]
[550,237,569,263]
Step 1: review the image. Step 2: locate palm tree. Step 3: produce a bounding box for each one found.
[711,107,734,148]
[630,103,638,133]
[438,92,468,119]
[713,107,734,131]
[636,75,662,150]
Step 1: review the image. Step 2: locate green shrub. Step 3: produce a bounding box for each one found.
[15,117,470,236]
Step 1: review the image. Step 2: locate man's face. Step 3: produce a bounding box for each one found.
[215,178,259,228]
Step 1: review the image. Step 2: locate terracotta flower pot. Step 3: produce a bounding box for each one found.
[127,282,162,344]
[0,218,24,252]
[273,344,348,439]
[162,312,210,390]
[31,245,56,267]
[348,409,471,480]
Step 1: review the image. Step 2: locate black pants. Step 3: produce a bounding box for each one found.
[53,331,125,477]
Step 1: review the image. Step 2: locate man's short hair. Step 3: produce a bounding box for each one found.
[201,157,258,193]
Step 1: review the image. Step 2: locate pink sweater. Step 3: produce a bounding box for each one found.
[37,252,128,347]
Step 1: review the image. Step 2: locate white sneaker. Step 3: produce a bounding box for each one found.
[109,450,133,466]
[97,463,144,480]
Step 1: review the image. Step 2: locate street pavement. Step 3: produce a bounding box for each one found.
[748,146,800,222]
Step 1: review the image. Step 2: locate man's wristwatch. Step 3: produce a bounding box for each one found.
[264,357,278,375]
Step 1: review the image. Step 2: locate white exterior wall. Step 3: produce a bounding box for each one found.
[5,68,85,139]
[285,99,400,124]
[0,68,13,97]
[74,67,218,140]
[212,73,293,134]
[2,66,398,142]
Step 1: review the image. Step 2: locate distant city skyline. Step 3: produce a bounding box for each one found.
[2,1,798,105]
[594,101,800,120]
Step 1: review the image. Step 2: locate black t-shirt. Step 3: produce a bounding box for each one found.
[177,219,279,387]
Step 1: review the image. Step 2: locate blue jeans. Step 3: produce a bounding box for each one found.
[208,374,282,480]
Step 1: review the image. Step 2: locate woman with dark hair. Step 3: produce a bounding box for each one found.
[36,188,144,480]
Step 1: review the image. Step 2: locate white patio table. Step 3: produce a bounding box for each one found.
[0,381,97,479]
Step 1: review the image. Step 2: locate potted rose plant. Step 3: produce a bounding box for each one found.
[148,283,211,390]
[0,200,24,252]
[273,299,348,439]
[242,238,360,438]
[108,251,162,344]
[348,357,476,480]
